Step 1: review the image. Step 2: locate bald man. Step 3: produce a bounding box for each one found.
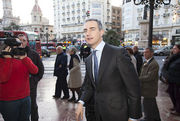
[53,46,69,99]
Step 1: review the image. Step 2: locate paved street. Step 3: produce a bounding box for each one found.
[0,55,180,121]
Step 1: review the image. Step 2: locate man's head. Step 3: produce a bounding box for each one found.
[133,46,138,53]
[56,46,63,54]
[144,47,154,60]
[172,44,180,55]
[69,47,77,55]
[18,34,28,48]
[83,19,104,49]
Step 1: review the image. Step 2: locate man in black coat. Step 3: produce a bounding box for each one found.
[133,46,143,75]
[76,19,142,121]
[18,34,44,121]
[53,46,69,99]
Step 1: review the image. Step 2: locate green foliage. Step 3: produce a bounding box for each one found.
[3,22,20,30]
[103,29,120,46]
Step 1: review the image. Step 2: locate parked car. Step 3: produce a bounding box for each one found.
[154,45,173,56]
[41,48,51,57]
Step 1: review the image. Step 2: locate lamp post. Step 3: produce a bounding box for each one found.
[133,0,171,48]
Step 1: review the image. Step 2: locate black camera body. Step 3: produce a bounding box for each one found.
[0,37,27,57]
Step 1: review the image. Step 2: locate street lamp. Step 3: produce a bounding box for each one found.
[134,0,171,48]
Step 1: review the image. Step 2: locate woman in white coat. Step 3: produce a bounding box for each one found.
[68,47,82,102]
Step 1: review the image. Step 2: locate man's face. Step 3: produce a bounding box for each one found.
[133,46,138,53]
[19,36,28,48]
[83,21,104,49]
[172,45,180,54]
[144,48,153,60]
[56,47,62,54]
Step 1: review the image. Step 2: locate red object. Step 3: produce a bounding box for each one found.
[0,57,38,101]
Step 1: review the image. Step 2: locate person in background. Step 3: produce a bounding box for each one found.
[126,47,137,73]
[0,39,38,121]
[133,46,143,76]
[18,34,44,121]
[53,46,69,99]
[139,48,161,121]
[166,44,180,116]
[68,47,82,102]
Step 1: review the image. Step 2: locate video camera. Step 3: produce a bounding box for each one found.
[0,32,27,57]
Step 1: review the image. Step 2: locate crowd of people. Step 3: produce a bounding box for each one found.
[0,18,180,121]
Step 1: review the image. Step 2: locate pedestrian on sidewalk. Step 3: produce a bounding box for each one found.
[53,46,69,99]
[139,47,161,121]
[0,40,38,121]
[68,47,82,102]
[18,34,44,121]
[126,47,137,74]
[133,46,143,76]
[76,19,142,121]
[166,44,180,116]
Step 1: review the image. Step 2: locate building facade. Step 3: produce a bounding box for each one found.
[122,0,180,47]
[1,0,20,28]
[111,6,122,36]
[53,0,112,41]
[21,0,54,41]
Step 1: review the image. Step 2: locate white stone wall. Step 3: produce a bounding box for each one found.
[122,0,180,46]
[53,0,112,40]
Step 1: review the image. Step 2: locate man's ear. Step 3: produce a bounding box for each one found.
[100,29,104,36]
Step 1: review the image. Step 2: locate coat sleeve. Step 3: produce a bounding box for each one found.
[80,63,94,104]
[31,52,44,81]
[0,58,13,83]
[117,48,142,119]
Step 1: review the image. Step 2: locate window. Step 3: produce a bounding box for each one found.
[34,16,36,21]
[126,0,131,3]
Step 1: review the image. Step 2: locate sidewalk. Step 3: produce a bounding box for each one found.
[0,60,180,121]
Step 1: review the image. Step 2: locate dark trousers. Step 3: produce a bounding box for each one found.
[85,104,96,121]
[30,87,39,121]
[168,83,180,113]
[0,96,31,121]
[143,98,161,121]
[55,76,69,98]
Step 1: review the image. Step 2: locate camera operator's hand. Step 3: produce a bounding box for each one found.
[14,53,27,60]
[2,46,12,58]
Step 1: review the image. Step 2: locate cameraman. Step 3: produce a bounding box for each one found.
[18,34,44,121]
[0,39,39,121]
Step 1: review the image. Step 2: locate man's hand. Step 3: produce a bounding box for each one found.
[59,64,62,68]
[14,53,27,60]
[128,118,137,121]
[75,103,83,121]
[2,46,12,58]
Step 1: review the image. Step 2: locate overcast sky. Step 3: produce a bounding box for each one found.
[0,0,122,25]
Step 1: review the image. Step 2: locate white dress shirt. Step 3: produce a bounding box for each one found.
[91,40,105,80]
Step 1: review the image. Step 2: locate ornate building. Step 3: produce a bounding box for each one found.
[21,0,54,41]
[2,0,20,28]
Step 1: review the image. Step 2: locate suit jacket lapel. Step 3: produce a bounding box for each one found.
[86,54,96,87]
[98,44,111,83]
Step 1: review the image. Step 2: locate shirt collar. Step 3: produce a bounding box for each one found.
[146,57,153,63]
[92,40,105,52]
